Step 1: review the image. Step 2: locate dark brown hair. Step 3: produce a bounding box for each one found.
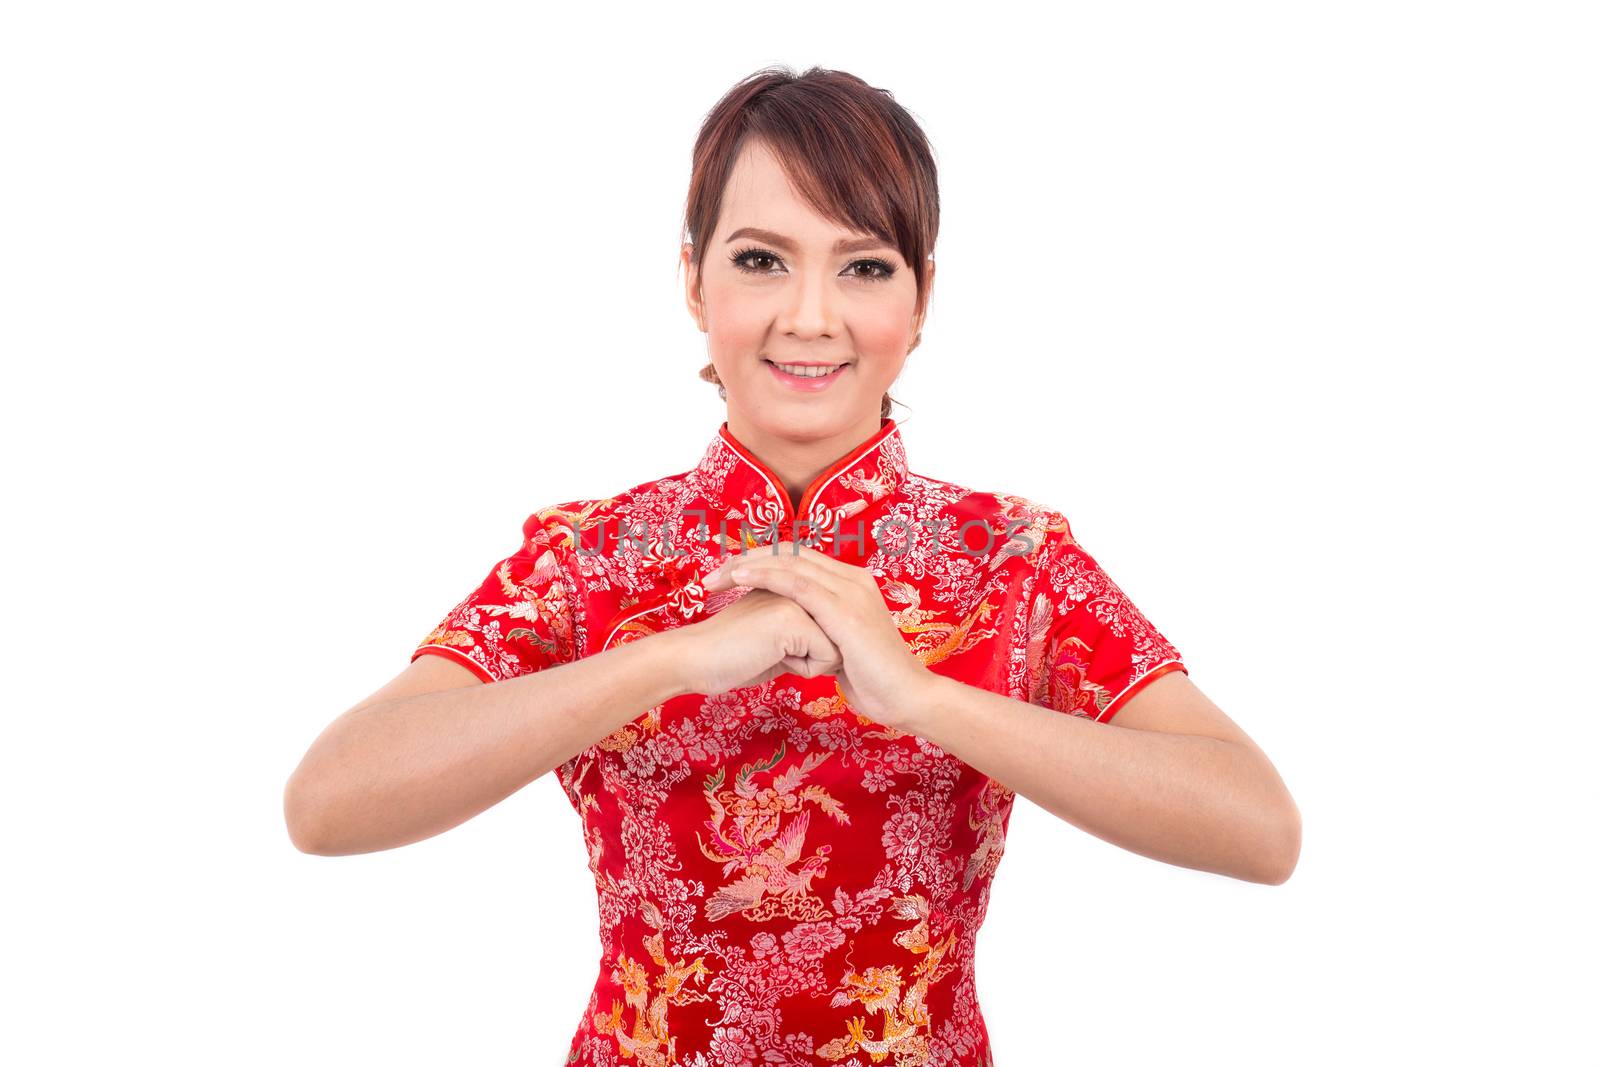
[682,66,940,419]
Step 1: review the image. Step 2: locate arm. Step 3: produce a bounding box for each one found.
[902,668,1302,885]
[701,542,1301,886]
[283,631,694,856]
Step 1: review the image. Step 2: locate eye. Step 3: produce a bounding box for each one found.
[848,259,897,282]
[729,246,784,275]
[729,246,899,283]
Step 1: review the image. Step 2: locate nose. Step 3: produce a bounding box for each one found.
[776,266,842,340]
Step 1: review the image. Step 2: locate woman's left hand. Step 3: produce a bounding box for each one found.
[701,541,936,730]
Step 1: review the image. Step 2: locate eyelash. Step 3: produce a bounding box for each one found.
[728,245,898,282]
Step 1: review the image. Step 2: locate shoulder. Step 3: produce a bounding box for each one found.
[898,469,1078,569]
[517,464,702,548]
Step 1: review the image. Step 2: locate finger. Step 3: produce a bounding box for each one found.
[709,543,851,597]
[787,538,856,575]
[704,540,839,590]
[775,541,872,597]
[727,567,843,632]
[808,621,844,674]
[780,654,834,679]
[782,615,843,677]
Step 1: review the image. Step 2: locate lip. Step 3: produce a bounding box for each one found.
[764,358,851,393]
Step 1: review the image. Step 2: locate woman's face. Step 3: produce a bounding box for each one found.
[683,138,929,444]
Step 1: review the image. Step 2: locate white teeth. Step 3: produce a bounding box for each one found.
[771,362,843,378]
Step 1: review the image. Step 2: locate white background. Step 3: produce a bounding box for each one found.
[4,2,1595,1063]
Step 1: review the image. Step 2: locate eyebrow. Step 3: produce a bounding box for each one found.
[724,226,896,256]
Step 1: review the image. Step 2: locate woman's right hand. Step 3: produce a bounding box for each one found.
[666,587,843,695]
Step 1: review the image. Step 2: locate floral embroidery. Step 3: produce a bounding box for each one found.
[413,417,1185,1064]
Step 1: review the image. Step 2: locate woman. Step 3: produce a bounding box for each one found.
[286,66,1300,1066]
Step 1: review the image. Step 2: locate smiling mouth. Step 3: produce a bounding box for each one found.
[763,359,850,378]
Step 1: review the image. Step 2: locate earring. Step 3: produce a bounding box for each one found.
[701,363,727,400]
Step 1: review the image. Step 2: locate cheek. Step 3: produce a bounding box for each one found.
[703,283,771,359]
[849,303,916,358]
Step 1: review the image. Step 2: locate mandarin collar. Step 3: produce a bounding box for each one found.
[593,417,911,642]
[689,416,909,546]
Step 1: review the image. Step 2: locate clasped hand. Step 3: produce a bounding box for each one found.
[682,540,933,729]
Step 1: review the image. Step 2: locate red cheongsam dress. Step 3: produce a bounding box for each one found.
[412,416,1186,1067]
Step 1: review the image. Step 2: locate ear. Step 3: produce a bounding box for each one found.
[682,243,707,332]
[908,258,934,351]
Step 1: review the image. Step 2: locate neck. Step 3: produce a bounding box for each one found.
[725,410,885,511]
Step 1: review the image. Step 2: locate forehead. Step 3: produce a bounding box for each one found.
[716,138,872,246]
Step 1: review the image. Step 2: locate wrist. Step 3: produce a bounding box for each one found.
[640,627,699,701]
[895,666,952,735]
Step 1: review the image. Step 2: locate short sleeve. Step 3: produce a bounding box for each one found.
[410,513,578,684]
[1029,524,1187,723]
